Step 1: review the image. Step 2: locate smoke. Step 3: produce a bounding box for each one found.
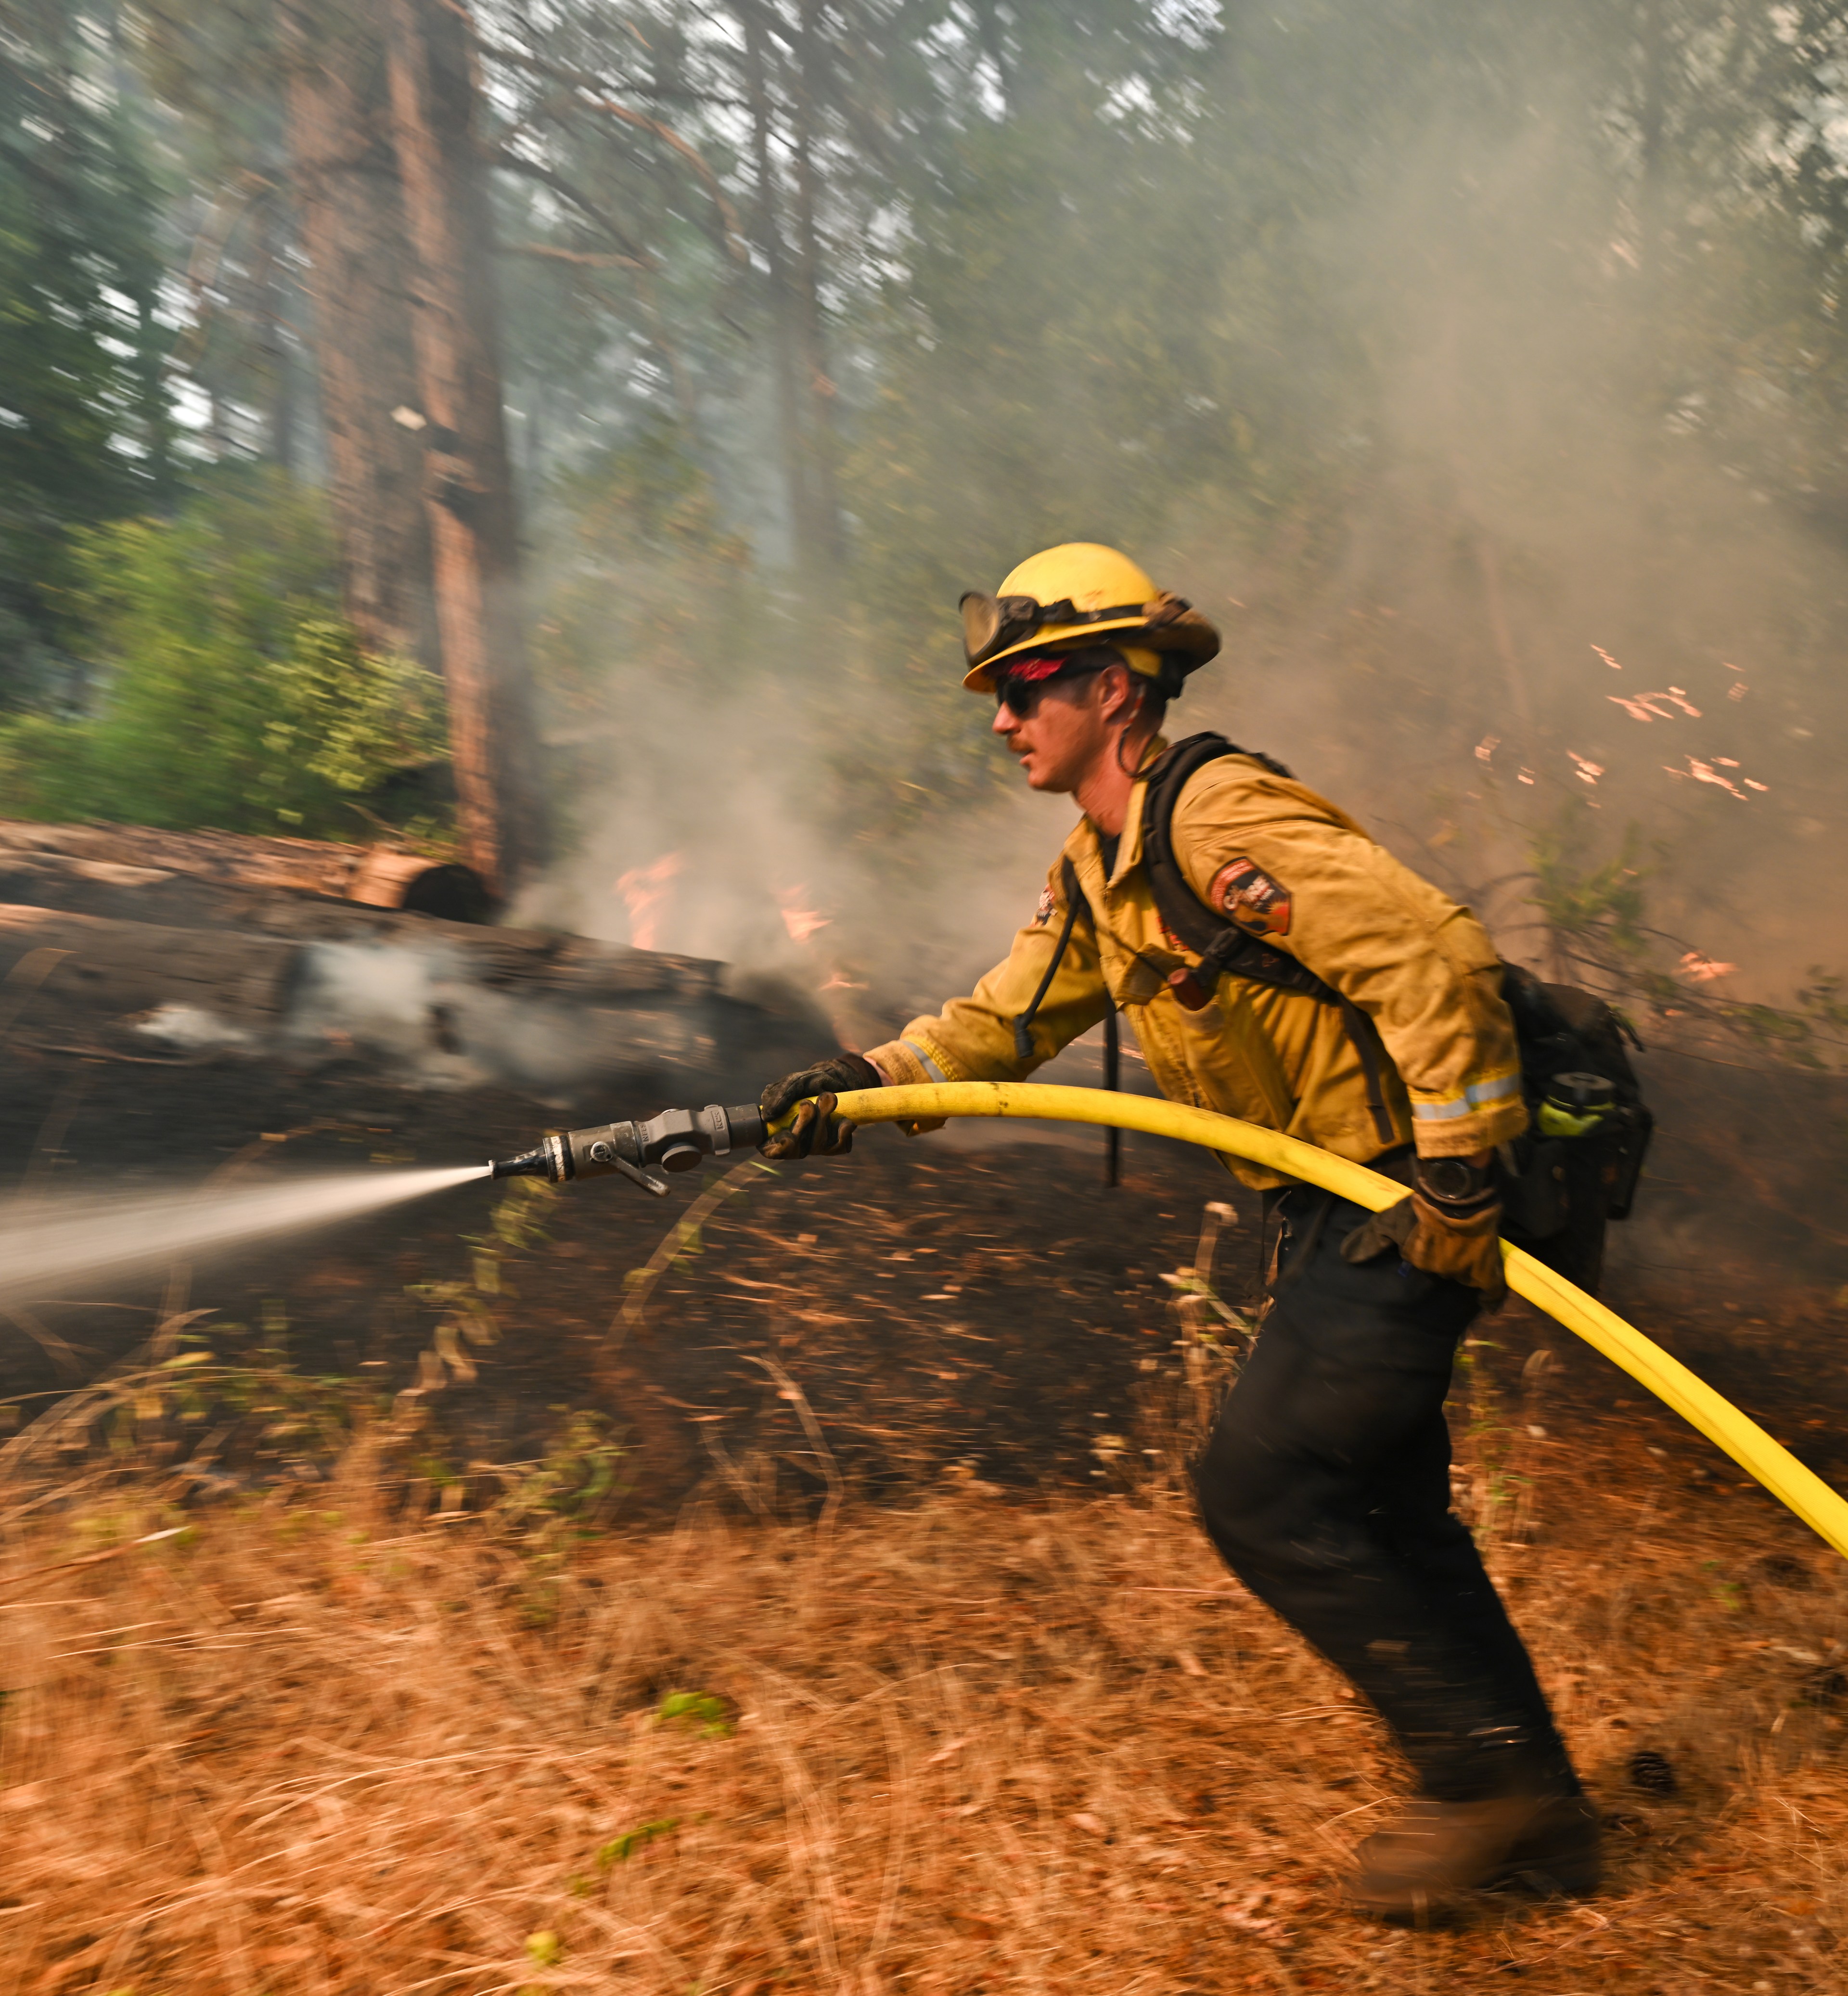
[505,18,1848,1275]
[284,941,706,1097]
[134,1005,253,1052]
[1156,58,1848,1002]
[511,678,1069,1055]
[532,72,1848,1036]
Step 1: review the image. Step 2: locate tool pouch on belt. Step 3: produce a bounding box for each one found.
[1493,967,1653,1296]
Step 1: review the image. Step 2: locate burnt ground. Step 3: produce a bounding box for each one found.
[7,1021,1848,1996]
[2,1033,1847,1541]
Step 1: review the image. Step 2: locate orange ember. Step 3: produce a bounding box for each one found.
[615,851,683,952]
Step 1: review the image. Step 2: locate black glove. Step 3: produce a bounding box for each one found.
[759,1053,883,1160]
[1340,1158,1507,1309]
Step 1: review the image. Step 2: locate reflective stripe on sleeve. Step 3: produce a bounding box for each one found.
[901,1038,950,1084]
[1410,1069,1522,1121]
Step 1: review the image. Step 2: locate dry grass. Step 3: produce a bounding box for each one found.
[1,1396,1847,1996]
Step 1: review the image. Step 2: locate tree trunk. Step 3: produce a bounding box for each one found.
[249,192,298,476]
[281,0,436,668]
[385,0,547,896]
[788,0,844,572]
[741,1,814,564]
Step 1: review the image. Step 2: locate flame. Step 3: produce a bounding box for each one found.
[777,887,831,946]
[1610,686,1703,722]
[1567,751,1604,786]
[1591,644,1623,670]
[1664,756,1749,801]
[818,970,868,992]
[1516,767,1536,786]
[1475,734,1499,764]
[1679,950,1738,983]
[615,851,682,951]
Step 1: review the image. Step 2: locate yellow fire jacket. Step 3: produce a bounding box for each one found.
[865,747,1527,1189]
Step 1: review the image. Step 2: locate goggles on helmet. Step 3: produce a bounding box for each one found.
[960,590,1147,669]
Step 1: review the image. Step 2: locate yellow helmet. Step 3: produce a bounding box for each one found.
[959,541,1220,692]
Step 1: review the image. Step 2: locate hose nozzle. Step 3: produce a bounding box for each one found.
[490,1136,568,1182]
[487,1103,768,1196]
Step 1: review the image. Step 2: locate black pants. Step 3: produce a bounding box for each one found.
[1192,1186,1579,1803]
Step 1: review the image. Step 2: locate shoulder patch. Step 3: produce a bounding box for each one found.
[1032,885,1056,928]
[1209,856,1293,939]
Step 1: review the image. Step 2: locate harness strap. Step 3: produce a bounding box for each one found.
[1012,762,1397,1151]
[1141,733,1398,1147]
[1013,859,1124,1191]
[1013,856,1089,1062]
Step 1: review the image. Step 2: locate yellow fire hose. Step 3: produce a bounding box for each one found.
[831,1081,1848,1563]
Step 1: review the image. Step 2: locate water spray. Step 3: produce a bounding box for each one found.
[0,1163,491,1311]
[489,1103,767,1196]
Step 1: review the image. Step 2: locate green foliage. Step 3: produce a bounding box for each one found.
[1797,971,1848,1037]
[1529,818,1848,1072]
[519,1410,626,1522]
[654,1690,732,1739]
[1717,999,1833,1069]
[270,619,444,798]
[407,1178,556,1388]
[1528,817,1654,963]
[484,1407,628,1629]
[0,471,444,836]
[1702,1560,1745,1613]
[595,1817,680,1868]
[0,9,173,708]
[22,0,1848,1025]
[479,1174,559,1258]
[70,1327,367,1481]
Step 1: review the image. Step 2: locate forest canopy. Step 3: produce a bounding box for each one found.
[2,0,1847,1018]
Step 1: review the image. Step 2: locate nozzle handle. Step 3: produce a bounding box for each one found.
[609,1152,671,1197]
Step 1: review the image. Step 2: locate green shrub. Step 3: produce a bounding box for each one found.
[0,470,445,837]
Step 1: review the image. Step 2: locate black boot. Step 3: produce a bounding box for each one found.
[1346,1792,1601,1923]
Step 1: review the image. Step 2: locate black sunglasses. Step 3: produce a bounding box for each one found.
[991,657,1108,717]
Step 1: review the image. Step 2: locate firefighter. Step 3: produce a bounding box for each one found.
[757,541,1598,1920]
